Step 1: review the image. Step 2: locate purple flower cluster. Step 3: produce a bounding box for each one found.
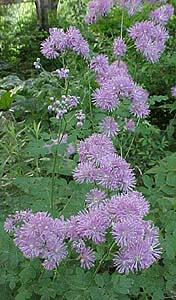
[149,4,174,26]
[113,38,127,57]
[117,0,142,15]
[125,118,135,132]
[128,20,169,63]
[85,188,107,208]
[5,211,67,270]
[108,192,161,273]
[73,133,135,191]
[5,190,161,273]
[85,0,114,24]
[99,116,119,137]
[85,0,145,23]
[91,56,149,118]
[90,54,109,73]
[4,209,32,233]
[41,27,89,59]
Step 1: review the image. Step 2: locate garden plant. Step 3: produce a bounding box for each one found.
[0,0,176,300]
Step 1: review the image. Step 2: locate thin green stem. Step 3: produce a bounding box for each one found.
[50,149,58,212]
[87,74,95,131]
[120,10,124,38]
[50,116,67,212]
[88,241,116,286]
[125,118,140,159]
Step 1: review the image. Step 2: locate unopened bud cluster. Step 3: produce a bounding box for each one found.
[75,110,86,127]
[34,58,41,70]
[48,95,80,120]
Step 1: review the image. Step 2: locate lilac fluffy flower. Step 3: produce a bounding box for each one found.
[85,188,108,208]
[112,75,134,98]
[92,84,119,111]
[41,38,59,59]
[113,38,127,57]
[75,134,135,192]
[99,116,119,137]
[42,239,67,270]
[171,86,176,97]
[79,246,96,269]
[98,154,135,191]
[14,212,67,269]
[112,218,145,247]
[128,20,169,63]
[130,100,149,118]
[66,26,89,58]
[117,0,143,15]
[66,216,80,240]
[150,4,174,26]
[76,207,109,243]
[4,210,33,234]
[41,28,67,59]
[4,217,14,233]
[114,238,161,274]
[144,221,160,245]
[77,133,116,164]
[41,26,89,59]
[92,60,139,114]
[66,95,80,108]
[107,191,149,222]
[130,85,149,118]
[85,0,114,24]
[90,54,109,73]
[57,68,69,78]
[73,161,98,183]
[96,60,129,85]
[112,211,161,274]
[72,239,95,269]
[125,119,135,132]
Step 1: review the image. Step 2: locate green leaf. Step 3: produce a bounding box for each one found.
[95,274,105,287]
[9,277,16,290]
[143,175,153,188]
[0,91,14,110]
[155,173,166,187]
[89,286,104,300]
[166,173,176,186]
[166,154,176,170]
[165,235,176,259]
[112,275,134,295]
[24,140,48,156]
[19,266,36,284]
[0,285,14,300]
[148,95,168,105]
[57,158,76,176]
[15,288,32,300]
[152,290,164,300]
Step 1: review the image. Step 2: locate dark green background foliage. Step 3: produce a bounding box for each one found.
[0,0,176,299]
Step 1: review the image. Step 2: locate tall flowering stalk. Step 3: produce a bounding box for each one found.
[5,1,173,275]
